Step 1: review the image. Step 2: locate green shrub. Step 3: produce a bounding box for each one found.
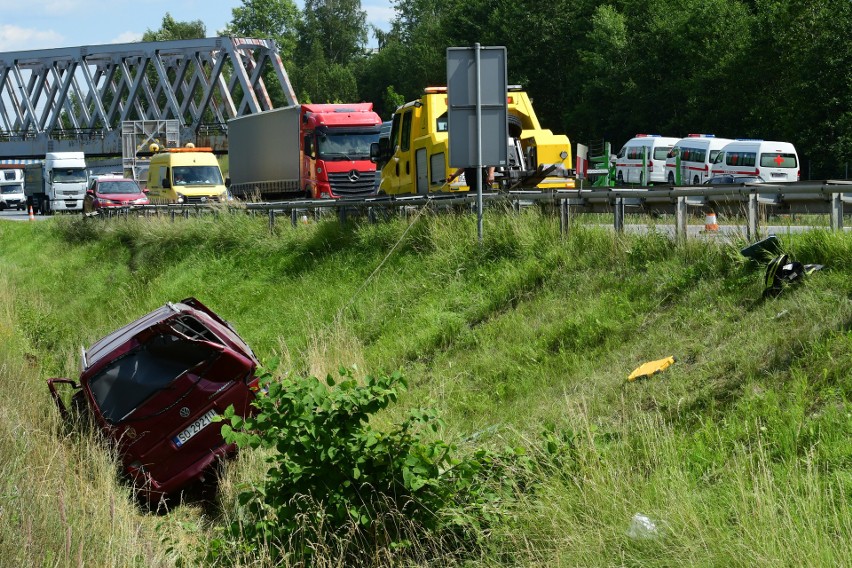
[212,365,527,564]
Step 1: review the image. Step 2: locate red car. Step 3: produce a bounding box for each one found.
[83,175,149,212]
[48,298,261,504]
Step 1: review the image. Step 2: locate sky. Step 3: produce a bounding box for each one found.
[0,0,395,53]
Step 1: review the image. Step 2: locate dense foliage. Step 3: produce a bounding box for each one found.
[198,0,852,179]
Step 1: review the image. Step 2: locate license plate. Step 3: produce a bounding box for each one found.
[771,172,786,178]
[173,409,217,447]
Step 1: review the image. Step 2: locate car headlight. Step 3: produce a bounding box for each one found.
[176,193,185,204]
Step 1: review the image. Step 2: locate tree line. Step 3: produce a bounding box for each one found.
[146,0,852,179]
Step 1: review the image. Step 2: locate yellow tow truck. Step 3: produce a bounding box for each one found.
[371,86,575,195]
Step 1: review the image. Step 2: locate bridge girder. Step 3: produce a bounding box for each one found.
[0,37,297,158]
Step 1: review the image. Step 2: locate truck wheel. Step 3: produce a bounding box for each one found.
[42,198,52,216]
[693,175,700,185]
[668,172,675,185]
[617,171,624,185]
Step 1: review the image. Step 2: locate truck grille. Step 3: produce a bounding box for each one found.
[328,171,377,197]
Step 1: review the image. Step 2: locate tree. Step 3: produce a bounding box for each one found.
[297,0,369,67]
[220,0,301,64]
[142,13,206,42]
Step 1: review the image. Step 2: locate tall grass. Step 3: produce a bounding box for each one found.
[1,208,851,566]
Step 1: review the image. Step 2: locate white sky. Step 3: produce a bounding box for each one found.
[0,0,395,52]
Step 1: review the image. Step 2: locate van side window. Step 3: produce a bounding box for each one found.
[727,152,756,167]
[401,111,413,152]
[617,146,626,159]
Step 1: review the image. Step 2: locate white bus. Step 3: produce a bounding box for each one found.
[615,134,681,185]
[710,140,800,182]
[664,134,732,185]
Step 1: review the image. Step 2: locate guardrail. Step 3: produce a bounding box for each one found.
[86,179,852,241]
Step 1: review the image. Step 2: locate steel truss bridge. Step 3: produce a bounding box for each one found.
[0,37,296,159]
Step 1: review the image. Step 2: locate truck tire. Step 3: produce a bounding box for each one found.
[42,197,52,216]
[668,172,675,185]
[617,171,624,185]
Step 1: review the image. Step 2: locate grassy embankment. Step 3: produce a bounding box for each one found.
[1,207,852,566]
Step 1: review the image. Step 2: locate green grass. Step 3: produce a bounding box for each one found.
[1,208,851,566]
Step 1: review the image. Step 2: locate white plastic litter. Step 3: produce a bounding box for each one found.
[627,512,659,540]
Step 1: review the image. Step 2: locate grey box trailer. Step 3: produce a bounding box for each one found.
[227,107,302,199]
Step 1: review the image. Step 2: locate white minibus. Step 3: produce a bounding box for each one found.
[664,134,732,185]
[710,140,800,182]
[615,134,681,185]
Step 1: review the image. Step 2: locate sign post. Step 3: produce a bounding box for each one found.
[447,44,508,242]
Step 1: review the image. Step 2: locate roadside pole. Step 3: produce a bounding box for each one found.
[447,44,508,244]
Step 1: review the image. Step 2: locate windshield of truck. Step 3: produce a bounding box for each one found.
[173,166,224,186]
[317,132,379,160]
[89,333,218,423]
[1,185,23,194]
[52,168,88,183]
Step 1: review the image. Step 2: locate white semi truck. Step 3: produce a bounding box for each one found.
[24,152,88,214]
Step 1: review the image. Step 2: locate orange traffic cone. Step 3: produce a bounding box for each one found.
[703,210,719,232]
[28,205,35,221]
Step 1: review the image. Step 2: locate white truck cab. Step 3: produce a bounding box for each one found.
[24,152,88,214]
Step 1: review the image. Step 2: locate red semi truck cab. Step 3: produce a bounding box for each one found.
[301,103,382,199]
[227,103,383,200]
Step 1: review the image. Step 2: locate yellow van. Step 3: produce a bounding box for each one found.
[146,146,228,204]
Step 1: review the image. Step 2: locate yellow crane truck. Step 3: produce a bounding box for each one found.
[371,86,575,195]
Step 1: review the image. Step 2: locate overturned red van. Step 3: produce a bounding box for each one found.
[48,298,261,504]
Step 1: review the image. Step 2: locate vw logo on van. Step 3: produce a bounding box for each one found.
[347,170,360,183]
[179,407,190,418]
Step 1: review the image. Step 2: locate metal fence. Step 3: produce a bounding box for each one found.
[86,179,852,241]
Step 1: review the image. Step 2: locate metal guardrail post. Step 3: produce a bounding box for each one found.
[368,207,376,224]
[559,198,568,235]
[614,197,625,233]
[831,193,844,230]
[268,209,275,231]
[675,196,687,241]
[170,210,176,222]
[748,193,759,241]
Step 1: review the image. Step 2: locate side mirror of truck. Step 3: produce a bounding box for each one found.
[371,139,392,166]
[225,177,231,188]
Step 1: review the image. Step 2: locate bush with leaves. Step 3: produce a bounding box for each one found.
[211,365,530,564]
